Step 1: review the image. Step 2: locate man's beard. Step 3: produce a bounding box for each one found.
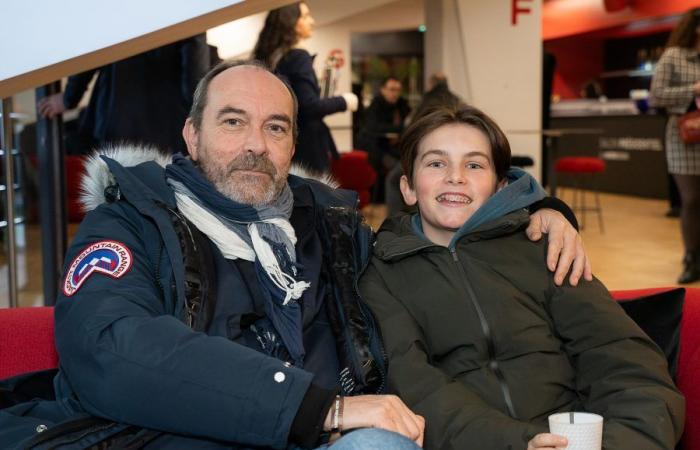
[199,152,288,206]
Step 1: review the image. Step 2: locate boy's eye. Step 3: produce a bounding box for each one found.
[427,160,445,168]
[466,162,483,169]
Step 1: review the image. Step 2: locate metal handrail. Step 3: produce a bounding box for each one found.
[1,97,19,307]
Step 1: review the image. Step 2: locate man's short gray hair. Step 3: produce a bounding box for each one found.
[189,59,298,140]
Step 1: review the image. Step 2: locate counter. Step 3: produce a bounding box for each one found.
[549,111,667,199]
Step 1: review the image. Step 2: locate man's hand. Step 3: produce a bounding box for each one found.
[527,433,568,450]
[37,93,66,119]
[526,208,592,286]
[325,395,425,447]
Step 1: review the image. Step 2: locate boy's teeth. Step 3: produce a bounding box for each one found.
[437,194,472,204]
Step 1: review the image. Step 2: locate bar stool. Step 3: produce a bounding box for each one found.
[554,156,605,232]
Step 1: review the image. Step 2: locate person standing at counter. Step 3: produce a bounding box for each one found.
[253,2,358,173]
[650,7,700,284]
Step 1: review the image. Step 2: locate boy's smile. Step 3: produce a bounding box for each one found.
[400,123,502,247]
[435,192,473,205]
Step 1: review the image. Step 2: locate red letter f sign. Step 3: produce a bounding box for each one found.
[512,0,533,25]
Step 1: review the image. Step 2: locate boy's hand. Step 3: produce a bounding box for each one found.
[526,208,592,286]
[527,433,568,449]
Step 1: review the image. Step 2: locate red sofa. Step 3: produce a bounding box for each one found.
[1,288,698,448]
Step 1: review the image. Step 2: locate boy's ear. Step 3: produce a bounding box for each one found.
[183,118,199,160]
[399,175,418,206]
[496,178,508,192]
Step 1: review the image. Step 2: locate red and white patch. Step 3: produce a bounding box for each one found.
[62,240,133,296]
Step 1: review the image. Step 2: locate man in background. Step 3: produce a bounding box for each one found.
[357,77,411,211]
[412,73,462,121]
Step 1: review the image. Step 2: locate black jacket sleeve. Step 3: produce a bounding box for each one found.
[289,384,338,448]
[529,196,579,230]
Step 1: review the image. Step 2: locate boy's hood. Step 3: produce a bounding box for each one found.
[445,167,545,247]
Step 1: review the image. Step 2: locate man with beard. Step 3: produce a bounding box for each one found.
[0,61,588,450]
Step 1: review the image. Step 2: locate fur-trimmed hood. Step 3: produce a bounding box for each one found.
[80,144,339,212]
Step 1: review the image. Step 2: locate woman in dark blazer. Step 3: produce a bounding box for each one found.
[253,2,357,173]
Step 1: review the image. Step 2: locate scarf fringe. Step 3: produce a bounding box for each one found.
[173,191,310,304]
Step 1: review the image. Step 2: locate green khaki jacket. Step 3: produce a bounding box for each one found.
[360,211,684,450]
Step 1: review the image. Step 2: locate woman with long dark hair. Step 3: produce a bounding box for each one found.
[650,7,700,284]
[253,2,357,173]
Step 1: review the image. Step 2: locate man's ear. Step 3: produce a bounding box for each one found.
[399,175,417,206]
[183,118,199,160]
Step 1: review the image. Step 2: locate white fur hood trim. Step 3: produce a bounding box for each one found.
[79,143,339,212]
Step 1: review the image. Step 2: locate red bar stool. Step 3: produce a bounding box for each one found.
[554,156,605,232]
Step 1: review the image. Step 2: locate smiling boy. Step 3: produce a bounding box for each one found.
[360,105,684,450]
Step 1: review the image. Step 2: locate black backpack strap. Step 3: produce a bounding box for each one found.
[159,203,218,333]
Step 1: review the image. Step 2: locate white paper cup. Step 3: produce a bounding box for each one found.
[548,412,603,450]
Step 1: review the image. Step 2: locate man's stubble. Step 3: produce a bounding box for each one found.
[198,151,289,207]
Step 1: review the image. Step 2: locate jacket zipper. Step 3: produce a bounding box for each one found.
[450,248,518,419]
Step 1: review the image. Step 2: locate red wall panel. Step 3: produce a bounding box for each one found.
[545,36,605,99]
[543,0,697,40]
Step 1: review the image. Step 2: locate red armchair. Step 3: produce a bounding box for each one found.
[1,289,699,448]
[331,150,377,209]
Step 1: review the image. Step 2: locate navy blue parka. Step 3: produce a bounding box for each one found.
[0,150,383,449]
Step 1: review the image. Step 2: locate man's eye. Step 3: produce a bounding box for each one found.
[427,161,444,168]
[267,123,289,134]
[224,118,242,126]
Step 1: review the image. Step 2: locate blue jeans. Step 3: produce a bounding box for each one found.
[314,428,421,450]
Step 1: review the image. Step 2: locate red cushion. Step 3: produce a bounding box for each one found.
[554,157,605,174]
[613,288,700,450]
[0,307,58,379]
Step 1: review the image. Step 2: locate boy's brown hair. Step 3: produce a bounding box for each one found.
[400,104,511,186]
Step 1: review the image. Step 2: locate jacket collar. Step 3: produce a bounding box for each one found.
[373,210,530,262]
